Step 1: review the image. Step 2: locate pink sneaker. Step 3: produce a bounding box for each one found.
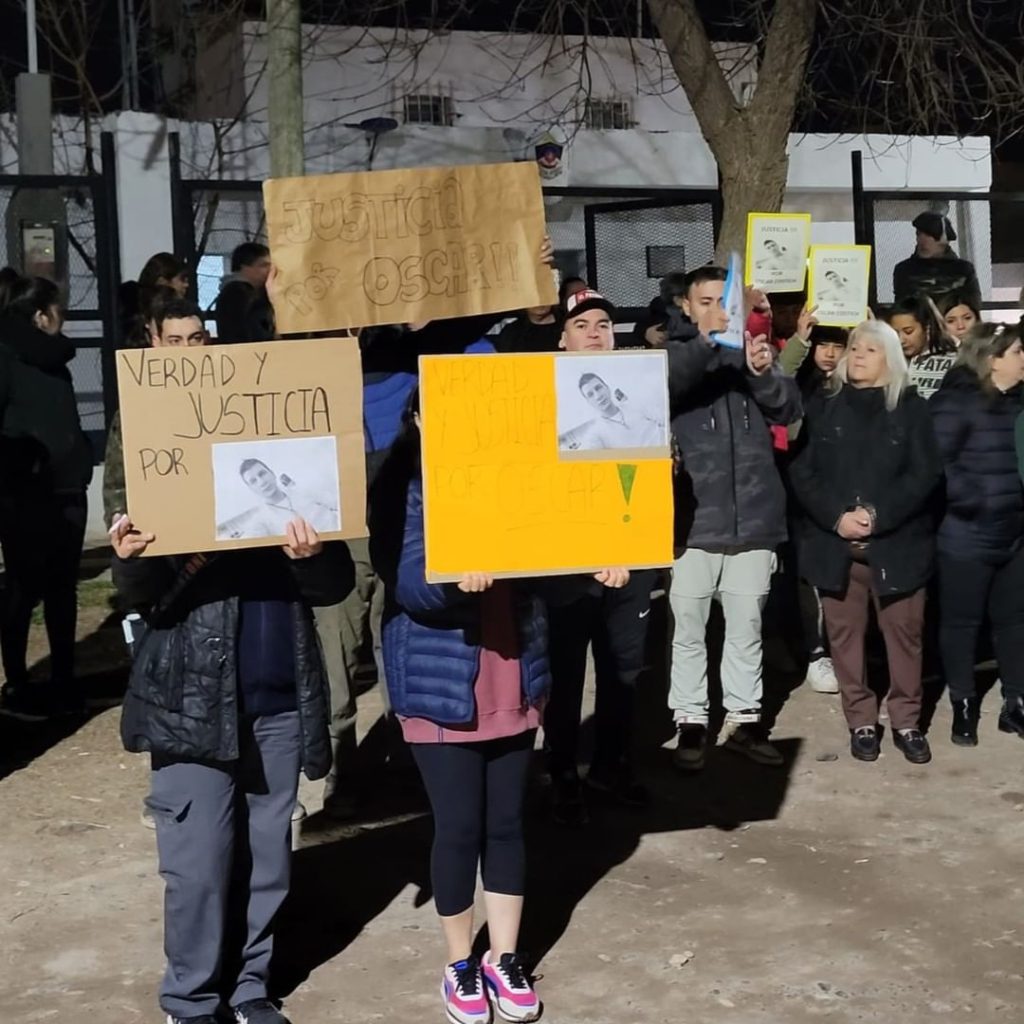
[441,956,491,1024]
[482,951,540,1022]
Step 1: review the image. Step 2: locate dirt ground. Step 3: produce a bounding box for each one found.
[1,584,1023,1024]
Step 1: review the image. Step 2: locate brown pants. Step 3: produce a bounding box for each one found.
[820,561,926,731]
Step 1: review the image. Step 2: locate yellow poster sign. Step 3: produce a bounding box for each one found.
[264,162,557,335]
[420,352,675,580]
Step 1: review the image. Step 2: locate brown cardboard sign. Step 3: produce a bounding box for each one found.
[263,162,556,334]
[116,337,366,556]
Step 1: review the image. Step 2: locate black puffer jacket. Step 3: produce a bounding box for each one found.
[665,310,802,550]
[115,544,353,777]
[892,249,982,309]
[789,385,942,596]
[929,366,1024,563]
[0,315,93,494]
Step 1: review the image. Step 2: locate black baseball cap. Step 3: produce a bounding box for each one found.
[912,211,956,243]
[562,288,617,325]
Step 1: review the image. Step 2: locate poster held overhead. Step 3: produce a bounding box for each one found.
[115,337,366,557]
[263,162,557,334]
[420,351,674,581]
[808,245,872,327]
[744,213,811,292]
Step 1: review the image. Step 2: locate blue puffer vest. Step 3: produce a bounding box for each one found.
[381,479,550,725]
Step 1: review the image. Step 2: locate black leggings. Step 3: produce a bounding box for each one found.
[411,731,534,917]
[937,548,1024,702]
[0,493,87,686]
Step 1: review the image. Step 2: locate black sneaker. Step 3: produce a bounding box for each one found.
[673,724,708,773]
[998,696,1024,738]
[585,761,650,808]
[233,999,291,1024]
[893,729,932,764]
[850,726,880,762]
[550,770,588,827]
[723,723,784,766]
[166,1015,220,1024]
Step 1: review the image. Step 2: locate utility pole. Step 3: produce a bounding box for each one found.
[266,0,304,178]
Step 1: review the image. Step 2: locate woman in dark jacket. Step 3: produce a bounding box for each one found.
[930,323,1024,746]
[371,395,625,1024]
[111,514,352,1024]
[0,275,94,718]
[789,321,942,764]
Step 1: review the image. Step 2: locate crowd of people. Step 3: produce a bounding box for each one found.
[1,209,1023,1024]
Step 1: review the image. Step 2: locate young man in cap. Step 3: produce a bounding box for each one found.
[892,211,981,310]
[544,289,659,824]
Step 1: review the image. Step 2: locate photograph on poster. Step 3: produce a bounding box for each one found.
[213,436,341,541]
[554,352,669,458]
[745,213,811,291]
[808,244,872,327]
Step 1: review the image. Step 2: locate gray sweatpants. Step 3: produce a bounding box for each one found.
[147,711,300,1018]
[669,547,776,725]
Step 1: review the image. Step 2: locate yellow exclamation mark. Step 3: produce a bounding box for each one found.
[618,464,637,522]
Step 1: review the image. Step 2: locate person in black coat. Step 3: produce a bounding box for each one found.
[110,513,352,1024]
[789,320,942,764]
[930,323,1024,746]
[214,242,275,343]
[892,212,982,310]
[0,275,94,718]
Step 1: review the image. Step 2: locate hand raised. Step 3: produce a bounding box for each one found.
[283,518,323,559]
[109,514,156,560]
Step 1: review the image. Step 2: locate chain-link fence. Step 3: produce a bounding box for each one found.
[856,188,1024,316]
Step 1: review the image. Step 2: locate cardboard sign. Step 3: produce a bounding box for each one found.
[116,338,366,557]
[420,352,675,580]
[264,162,557,334]
[808,244,872,327]
[745,213,811,291]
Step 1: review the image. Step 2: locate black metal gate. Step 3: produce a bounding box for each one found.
[582,191,722,319]
[0,133,122,457]
[851,151,1024,313]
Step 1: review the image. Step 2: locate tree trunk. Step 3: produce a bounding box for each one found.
[648,0,817,266]
[713,132,790,261]
[266,0,304,178]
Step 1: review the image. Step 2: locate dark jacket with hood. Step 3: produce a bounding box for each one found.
[929,365,1024,563]
[115,544,354,777]
[892,249,982,310]
[0,314,93,495]
[665,309,802,551]
[789,384,942,596]
[214,276,275,344]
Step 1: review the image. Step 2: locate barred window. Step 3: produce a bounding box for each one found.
[584,99,633,130]
[403,94,455,126]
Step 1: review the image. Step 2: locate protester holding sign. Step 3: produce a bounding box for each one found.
[371,393,627,1024]
[110,512,353,1024]
[665,266,802,771]
[544,290,660,825]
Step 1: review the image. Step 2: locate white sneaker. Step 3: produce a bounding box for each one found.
[805,658,839,694]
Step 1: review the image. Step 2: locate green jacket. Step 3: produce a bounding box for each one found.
[103,410,126,528]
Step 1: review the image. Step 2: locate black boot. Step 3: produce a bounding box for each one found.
[998,696,1024,738]
[951,697,980,747]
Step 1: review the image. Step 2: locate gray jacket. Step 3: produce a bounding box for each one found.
[666,311,802,551]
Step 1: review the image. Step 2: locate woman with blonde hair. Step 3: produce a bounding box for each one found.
[789,321,943,763]
[931,323,1024,746]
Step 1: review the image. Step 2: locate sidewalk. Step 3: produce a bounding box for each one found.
[0,628,1021,1023]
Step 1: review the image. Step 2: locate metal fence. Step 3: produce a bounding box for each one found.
[0,136,122,459]
[852,153,1024,313]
